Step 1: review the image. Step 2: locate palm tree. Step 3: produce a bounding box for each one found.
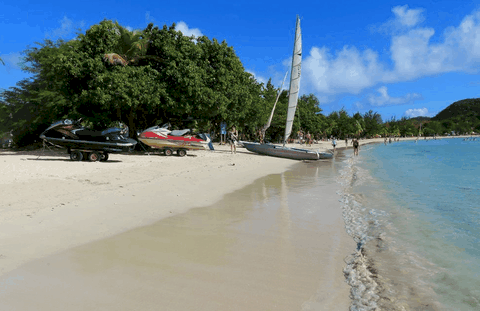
[103,23,160,66]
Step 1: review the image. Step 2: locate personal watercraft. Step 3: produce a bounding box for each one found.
[40,119,137,161]
[138,124,213,156]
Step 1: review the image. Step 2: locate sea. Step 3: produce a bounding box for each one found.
[338,137,480,310]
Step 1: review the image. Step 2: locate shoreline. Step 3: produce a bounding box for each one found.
[336,137,480,310]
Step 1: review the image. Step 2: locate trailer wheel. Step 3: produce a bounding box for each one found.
[70,150,83,161]
[177,149,187,157]
[88,152,101,162]
[100,153,109,162]
[164,148,173,156]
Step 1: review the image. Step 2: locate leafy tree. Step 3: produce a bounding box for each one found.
[250,79,286,142]
[325,111,339,138]
[335,108,356,138]
[363,110,383,137]
[423,120,443,136]
[1,20,265,145]
[352,112,364,137]
[296,94,324,137]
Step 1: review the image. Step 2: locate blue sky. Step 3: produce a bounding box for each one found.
[1,0,480,121]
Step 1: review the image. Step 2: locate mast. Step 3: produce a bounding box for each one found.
[261,71,288,141]
[283,15,302,146]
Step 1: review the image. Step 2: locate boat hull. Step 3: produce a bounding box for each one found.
[138,131,208,151]
[241,141,333,160]
[40,135,137,153]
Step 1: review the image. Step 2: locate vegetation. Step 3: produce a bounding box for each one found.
[1,20,479,147]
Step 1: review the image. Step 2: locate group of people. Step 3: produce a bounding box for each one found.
[384,137,400,144]
[296,130,314,146]
[331,137,359,155]
[227,126,360,156]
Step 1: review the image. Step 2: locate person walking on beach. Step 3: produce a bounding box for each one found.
[228,126,238,154]
[298,130,304,144]
[332,137,337,151]
[306,132,312,146]
[353,138,359,156]
[345,137,348,147]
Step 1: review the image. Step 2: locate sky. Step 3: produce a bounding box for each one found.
[1,0,480,121]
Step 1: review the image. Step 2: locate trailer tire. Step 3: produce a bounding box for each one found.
[88,152,101,162]
[177,149,187,157]
[164,148,173,156]
[100,153,109,162]
[70,150,83,161]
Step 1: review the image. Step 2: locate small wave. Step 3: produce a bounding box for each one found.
[337,155,446,311]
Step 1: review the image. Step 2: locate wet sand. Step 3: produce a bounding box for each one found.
[0,153,354,310]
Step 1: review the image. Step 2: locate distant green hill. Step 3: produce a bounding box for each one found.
[409,116,431,122]
[433,98,480,121]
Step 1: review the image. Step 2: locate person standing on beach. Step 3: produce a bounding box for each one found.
[353,138,359,156]
[345,137,348,147]
[332,137,337,151]
[228,126,238,154]
[306,132,312,146]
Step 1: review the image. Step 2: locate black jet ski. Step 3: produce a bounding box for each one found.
[39,119,137,161]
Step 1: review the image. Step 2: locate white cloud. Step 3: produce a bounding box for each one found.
[47,16,73,38]
[353,101,364,110]
[145,12,155,23]
[373,5,425,34]
[47,16,84,39]
[392,5,425,28]
[0,52,23,70]
[304,46,384,95]
[302,7,480,100]
[175,21,203,38]
[246,70,268,85]
[368,86,422,106]
[405,107,430,118]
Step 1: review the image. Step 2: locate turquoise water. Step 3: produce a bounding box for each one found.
[338,138,480,310]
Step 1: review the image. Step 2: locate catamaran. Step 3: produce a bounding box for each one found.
[241,16,333,160]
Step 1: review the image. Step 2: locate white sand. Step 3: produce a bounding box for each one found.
[1,145,300,276]
[0,136,436,276]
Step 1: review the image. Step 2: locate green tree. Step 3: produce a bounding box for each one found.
[296,94,324,137]
[352,112,365,137]
[1,20,265,146]
[424,120,444,136]
[363,110,383,137]
[326,111,339,138]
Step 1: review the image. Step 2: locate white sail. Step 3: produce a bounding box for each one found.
[283,15,302,145]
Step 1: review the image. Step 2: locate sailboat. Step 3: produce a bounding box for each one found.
[241,16,333,160]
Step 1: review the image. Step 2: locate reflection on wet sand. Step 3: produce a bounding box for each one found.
[0,160,354,311]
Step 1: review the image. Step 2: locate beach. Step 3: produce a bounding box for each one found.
[0,138,442,310]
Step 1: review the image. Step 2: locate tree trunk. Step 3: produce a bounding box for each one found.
[127,108,137,139]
